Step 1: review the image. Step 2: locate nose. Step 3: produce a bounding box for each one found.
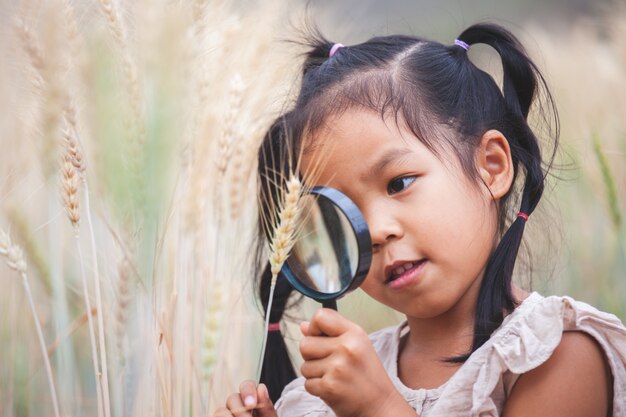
[366,207,403,252]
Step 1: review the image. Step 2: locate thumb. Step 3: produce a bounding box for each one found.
[255,383,278,417]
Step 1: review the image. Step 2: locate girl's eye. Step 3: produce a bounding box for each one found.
[387,176,416,195]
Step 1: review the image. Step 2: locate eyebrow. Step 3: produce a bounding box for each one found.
[361,148,413,181]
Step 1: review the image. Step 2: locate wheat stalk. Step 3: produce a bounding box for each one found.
[67,196,104,417]
[217,74,244,179]
[14,18,45,86]
[97,0,146,149]
[228,121,266,221]
[0,230,61,417]
[256,174,303,381]
[61,115,112,417]
[5,207,53,296]
[114,257,131,364]
[15,17,64,177]
[80,166,112,417]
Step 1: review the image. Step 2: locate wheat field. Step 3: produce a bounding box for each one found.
[0,1,624,416]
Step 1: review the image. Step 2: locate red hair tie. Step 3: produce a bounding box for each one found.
[268,322,281,332]
[517,212,529,222]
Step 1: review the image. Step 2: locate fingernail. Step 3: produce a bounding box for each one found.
[260,384,269,399]
[244,395,256,407]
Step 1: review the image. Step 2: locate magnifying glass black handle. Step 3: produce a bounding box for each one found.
[322,299,337,310]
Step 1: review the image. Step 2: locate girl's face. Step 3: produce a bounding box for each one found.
[302,108,502,319]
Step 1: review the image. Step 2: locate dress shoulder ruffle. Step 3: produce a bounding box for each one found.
[430,294,626,416]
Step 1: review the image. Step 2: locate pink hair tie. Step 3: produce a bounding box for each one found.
[454,39,470,51]
[267,322,281,332]
[517,212,529,222]
[329,43,344,58]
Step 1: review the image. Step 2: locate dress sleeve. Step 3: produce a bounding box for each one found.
[496,296,626,415]
[428,295,626,417]
[274,378,335,417]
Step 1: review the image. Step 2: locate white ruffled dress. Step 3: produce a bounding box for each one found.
[275,292,626,416]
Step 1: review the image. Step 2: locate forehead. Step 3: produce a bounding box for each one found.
[300,108,426,184]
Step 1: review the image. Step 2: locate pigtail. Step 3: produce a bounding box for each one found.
[255,114,301,401]
[451,24,557,360]
[458,25,537,118]
[296,25,337,76]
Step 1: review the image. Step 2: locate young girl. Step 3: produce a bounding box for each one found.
[217,23,626,417]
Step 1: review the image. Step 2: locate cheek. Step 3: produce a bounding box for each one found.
[419,176,498,258]
[358,265,387,299]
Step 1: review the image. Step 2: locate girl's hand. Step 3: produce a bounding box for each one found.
[213,381,278,417]
[300,309,416,417]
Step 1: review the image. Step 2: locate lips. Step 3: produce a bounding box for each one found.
[384,259,427,284]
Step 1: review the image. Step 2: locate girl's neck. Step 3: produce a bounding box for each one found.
[403,291,477,358]
[396,284,480,391]
[402,284,529,358]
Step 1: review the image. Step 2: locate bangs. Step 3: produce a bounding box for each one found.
[295,68,456,164]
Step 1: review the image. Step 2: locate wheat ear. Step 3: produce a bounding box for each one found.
[256,174,303,382]
[217,74,244,179]
[60,152,80,227]
[0,230,61,417]
[201,281,224,381]
[97,0,146,147]
[61,116,109,417]
[60,130,102,417]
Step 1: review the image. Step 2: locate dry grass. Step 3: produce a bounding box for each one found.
[0,230,60,417]
[1,1,295,415]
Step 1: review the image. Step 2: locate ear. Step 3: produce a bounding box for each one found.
[476,130,514,200]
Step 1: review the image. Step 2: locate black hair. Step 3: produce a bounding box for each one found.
[255,22,559,398]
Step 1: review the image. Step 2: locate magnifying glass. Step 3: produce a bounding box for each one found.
[280,186,372,310]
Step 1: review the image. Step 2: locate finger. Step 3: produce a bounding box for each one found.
[303,377,326,399]
[299,335,336,360]
[307,308,353,337]
[213,406,233,417]
[226,393,253,417]
[255,383,279,417]
[300,321,310,336]
[300,357,330,379]
[239,380,258,409]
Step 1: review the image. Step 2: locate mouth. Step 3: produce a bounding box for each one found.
[384,259,427,285]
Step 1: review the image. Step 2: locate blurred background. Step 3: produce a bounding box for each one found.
[0,0,624,416]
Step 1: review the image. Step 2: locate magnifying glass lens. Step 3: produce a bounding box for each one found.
[286,193,360,295]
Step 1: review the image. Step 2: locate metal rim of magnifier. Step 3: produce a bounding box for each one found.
[280,186,372,303]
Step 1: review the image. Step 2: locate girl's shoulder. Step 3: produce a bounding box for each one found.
[431,292,626,416]
[490,292,626,375]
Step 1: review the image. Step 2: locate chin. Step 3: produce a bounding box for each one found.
[399,291,471,320]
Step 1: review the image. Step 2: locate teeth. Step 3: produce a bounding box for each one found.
[389,261,420,280]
